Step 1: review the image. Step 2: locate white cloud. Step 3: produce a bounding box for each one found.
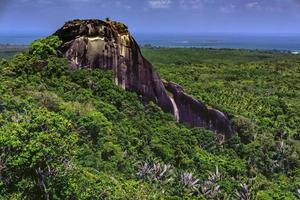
[246,2,261,10]
[244,1,286,12]
[179,0,205,9]
[115,1,132,9]
[148,0,172,9]
[220,3,235,13]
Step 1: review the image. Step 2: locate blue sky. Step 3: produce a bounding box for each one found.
[1,0,300,34]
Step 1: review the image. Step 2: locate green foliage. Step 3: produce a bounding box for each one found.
[142,48,300,139]
[233,116,258,144]
[10,52,68,77]
[0,47,299,199]
[78,111,112,144]
[143,47,300,198]
[0,108,77,199]
[29,36,62,59]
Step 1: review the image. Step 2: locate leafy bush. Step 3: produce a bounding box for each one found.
[29,36,62,59]
[0,47,299,199]
[0,108,78,199]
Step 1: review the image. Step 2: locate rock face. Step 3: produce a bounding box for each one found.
[54,19,234,141]
[164,82,234,140]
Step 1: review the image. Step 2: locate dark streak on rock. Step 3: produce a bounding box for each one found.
[54,19,235,141]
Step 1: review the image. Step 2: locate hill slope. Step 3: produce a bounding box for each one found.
[0,37,299,199]
[53,19,234,141]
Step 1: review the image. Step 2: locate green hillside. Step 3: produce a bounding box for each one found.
[0,37,299,199]
[142,48,300,138]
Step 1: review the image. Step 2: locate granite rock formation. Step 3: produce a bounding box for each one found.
[54,19,234,141]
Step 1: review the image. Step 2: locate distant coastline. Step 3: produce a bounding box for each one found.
[1,33,300,55]
[0,44,28,49]
[0,44,28,58]
[140,44,299,54]
[135,33,300,53]
[0,44,299,59]
[0,44,28,53]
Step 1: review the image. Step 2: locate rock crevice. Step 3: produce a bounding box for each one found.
[54,19,234,141]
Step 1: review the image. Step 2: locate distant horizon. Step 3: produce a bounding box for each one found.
[1,0,300,35]
[1,32,300,52]
[1,31,300,36]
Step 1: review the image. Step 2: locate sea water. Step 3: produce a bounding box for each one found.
[0,34,47,45]
[1,33,300,52]
[134,33,300,52]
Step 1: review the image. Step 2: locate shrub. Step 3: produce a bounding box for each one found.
[29,36,62,59]
[0,108,78,198]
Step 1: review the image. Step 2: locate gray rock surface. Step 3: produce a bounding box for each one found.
[54,19,234,141]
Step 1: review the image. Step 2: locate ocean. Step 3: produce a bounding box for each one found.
[1,33,300,52]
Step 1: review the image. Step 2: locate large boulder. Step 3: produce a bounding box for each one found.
[54,19,234,141]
